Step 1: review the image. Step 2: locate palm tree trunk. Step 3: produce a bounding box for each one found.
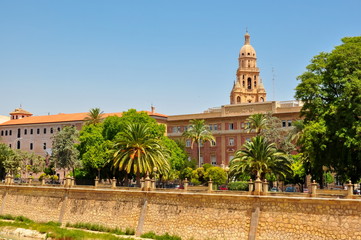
[198,139,201,167]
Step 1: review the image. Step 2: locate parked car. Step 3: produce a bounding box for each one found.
[303,188,309,193]
[218,185,228,190]
[270,187,279,192]
[353,188,360,195]
[285,186,297,192]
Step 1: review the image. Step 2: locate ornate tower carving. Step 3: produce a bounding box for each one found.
[230,32,266,104]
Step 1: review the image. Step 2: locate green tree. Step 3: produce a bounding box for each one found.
[204,166,227,186]
[51,126,80,177]
[161,137,188,171]
[78,124,110,179]
[245,113,268,135]
[295,36,361,183]
[112,122,170,184]
[182,119,215,167]
[229,136,292,180]
[84,108,104,125]
[0,143,17,176]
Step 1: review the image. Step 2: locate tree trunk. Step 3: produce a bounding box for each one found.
[198,139,201,168]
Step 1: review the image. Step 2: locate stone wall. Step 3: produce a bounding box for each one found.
[0,185,360,240]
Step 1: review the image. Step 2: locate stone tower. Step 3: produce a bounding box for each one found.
[230,32,266,104]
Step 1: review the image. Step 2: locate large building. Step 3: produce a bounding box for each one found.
[0,108,167,157]
[167,32,301,166]
[0,32,301,167]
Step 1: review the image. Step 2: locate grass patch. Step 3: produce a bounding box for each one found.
[0,219,134,240]
[141,231,182,240]
[65,222,131,235]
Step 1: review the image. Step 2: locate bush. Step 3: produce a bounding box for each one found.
[228,181,249,191]
[38,173,48,181]
[141,231,181,240]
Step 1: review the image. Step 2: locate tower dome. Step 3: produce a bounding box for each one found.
[239,32,257,58]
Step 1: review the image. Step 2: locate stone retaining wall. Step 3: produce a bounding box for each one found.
[0,185,360,240]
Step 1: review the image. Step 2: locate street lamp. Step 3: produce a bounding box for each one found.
[225,166,230,185]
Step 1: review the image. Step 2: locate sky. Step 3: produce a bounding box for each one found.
[0,0,360,116]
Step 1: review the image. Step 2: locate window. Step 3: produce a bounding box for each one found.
[43,143,46,150]
[254,81,257,87]
[200,142,204,147]
[5,130,8,136]
[247,78,252,89]
[282,120,287,127]
[228,155,234,163]
[237,96,241,103]
[209,125,213,131]
[186,140,191,147]
[17,128,21,138]
[30,143,33,150]
[17,141,21,150]
[24,129,27,135]
[172,126,181,133]
[229,138,235,146]
[37,128,40,134]
[229,123,234,130]
[183,126,188,132]
[44,128,47,134]
[211,156,217,166]
[0,131,3,136]
[211,140,216,146]
[246,138,251,142]
[57,127,61,132]
[213,124,218,131]
[9,144,11,148]
[9,130,12,136]
[30,129,33,135]
[242,81,245,87]
[288,120,292,127]
[50,128,54,134]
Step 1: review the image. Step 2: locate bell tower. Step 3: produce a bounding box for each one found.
[230,32,266,104]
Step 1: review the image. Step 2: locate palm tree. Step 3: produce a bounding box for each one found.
[229,135,292,180]
[84,108,104,125]
[182,119,215,167]
[287,119,305,144]
[112,122,170,185]
[245,113,268,135]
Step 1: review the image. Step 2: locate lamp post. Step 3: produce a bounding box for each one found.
[225,166,230,185]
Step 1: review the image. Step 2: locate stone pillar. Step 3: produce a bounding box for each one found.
[248,179,254,193]
[111,177,116,189]
[311,180,317,197]
[208,179,213,192]
[94,177,99,188]
[184,178,189,192]
[70,177,75,187]
[151,178,155,191]
[262,179,269,195]
[140,178,145,190]
[5,175,9,185]
[254,177,262,195]
[28,178,33,184]
[41,178,46,186]
[144,174,151,191]
[346,181,354,199]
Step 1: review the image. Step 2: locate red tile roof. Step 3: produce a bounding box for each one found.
[0,111,167,126]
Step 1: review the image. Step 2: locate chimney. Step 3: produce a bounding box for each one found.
[151,105,155,114]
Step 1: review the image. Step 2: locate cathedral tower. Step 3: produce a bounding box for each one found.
[230,32,266,104]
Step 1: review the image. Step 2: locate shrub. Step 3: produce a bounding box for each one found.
[141,231,181,240]
[38,173,48,181]
[228,181,249,191]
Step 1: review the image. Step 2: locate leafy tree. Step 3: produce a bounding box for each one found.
[112,122,170,184]
[180,167,193,180]
[204,166,227,186]
[0,143,17,176]
[295,36,361,183]
[161,137,188,171]
[182,119,215,167]
[84,108,104,125]
[51,126,80,177]
[229,136,292,180]
[78,124,110,179]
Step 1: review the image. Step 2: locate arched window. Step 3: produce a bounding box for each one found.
[247,78,252,89]
[30,143,33,150]
[237,96,241,103]
[242,81,245,87]
[260,97,265,102]
[17,128,21,138]
[17,141,21,150]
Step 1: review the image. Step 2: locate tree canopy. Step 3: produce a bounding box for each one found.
[295,36,361,183]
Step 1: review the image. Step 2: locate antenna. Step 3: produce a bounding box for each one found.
[272,67,276,101]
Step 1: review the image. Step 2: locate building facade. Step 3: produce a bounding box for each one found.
[0,108,167,157]
[167,32,301,166]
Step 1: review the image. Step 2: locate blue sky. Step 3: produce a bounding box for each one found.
[0,0,360,116]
